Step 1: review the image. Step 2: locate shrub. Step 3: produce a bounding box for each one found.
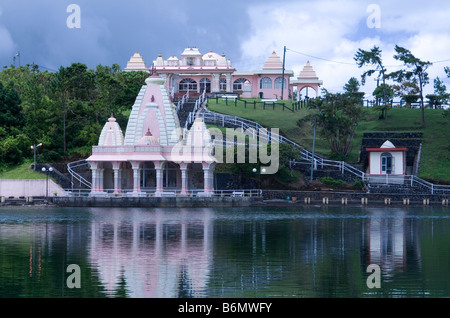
[353,179,365,189]
[319,176,346,187]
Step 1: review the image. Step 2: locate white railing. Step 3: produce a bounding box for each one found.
[365,175,450,194]
[200,106,324,163]
[64,188,262,197]
[176,90,190,113]
[67,160,91,188]
[184,90,206,129]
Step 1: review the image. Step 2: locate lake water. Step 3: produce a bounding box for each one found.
[0,205,449,298]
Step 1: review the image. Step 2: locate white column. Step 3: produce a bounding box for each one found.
[132,168,140,194]
[113,168,121,194]
[131,161,142,196]
[91,168,98,193]
[98,169,104,192]
[211,74,220,93]
[226,73,232,93]
[155,161,164,197]
[202,162,215,194]
[180,163,188,195]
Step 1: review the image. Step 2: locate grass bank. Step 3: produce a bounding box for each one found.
[0,160,46,179]
[206,99,450,183]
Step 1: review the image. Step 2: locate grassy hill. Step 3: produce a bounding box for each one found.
[206,99,450,184]
[0,160,46,179]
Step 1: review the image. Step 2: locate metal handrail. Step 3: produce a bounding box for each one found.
[67,160,91,188]
[64,188,263,197]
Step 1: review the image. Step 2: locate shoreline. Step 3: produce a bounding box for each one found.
[0,191,448,208]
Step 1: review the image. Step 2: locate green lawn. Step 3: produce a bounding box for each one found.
[0,160,46,179]
[206,99,450,183]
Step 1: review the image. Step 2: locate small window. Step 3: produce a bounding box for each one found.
[186,57,195,66]
[220,78,227,91]
[274,77,286,89]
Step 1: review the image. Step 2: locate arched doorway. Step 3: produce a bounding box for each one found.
[298,86,319,100]
[199,78,211,93]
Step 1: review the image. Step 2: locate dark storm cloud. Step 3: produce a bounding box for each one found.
[0,0,268,70]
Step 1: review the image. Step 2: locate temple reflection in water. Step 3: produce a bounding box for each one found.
[88,209,213,297]
[85,207,425,297]
[3,206,446,298]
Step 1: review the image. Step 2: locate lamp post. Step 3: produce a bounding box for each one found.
[30,143,43,171]
[281,46,286,100]
[252,167,266,196]
[310,119,316,183]
[41,167,53,199]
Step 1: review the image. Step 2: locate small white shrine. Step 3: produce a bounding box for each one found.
[366,140,407,176]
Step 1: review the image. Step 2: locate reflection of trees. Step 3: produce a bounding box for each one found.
[208,207,431,298]
[0,221,105,297]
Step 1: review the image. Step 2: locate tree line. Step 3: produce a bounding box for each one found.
[306,45,450,160]
[0,63,148,170]
[354,45,449,125]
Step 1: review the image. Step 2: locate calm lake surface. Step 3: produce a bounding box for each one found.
[0,205,449,298]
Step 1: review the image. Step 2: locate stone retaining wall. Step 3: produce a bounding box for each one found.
[262,189,449,206]
[51,196,261,208]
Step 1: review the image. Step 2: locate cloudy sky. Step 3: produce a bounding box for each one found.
[1,0,450,98]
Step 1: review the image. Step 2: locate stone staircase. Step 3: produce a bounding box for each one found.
[175,98,197,129]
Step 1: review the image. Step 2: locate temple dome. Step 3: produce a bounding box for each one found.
[181,47,202,56]
[298,61,319,80]
[145,71,166,86]
[138,128,159,145]
[202,51,227,66]
[125,52,148,72]
[262,51,283,70]
[380,140,396,148]
[98,115,124,146]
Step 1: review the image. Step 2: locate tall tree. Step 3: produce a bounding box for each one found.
[426,77,448,109]
[354,46,388,119]
[307,90,363,160]
[388,45,432,127]
[343,77,360,94]
[0,81,24,133]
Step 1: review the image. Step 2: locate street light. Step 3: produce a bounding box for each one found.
[252,167,266,194]
[310,119,317,183]
[41,167,53,199]
[30,143,43,171]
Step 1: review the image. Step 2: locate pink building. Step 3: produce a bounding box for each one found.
[125,47,322,100]
[86,72,216,197]
[290,61,323,99]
